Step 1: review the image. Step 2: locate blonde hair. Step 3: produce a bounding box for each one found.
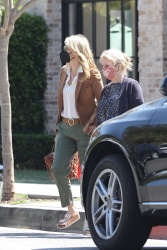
[100,49,133,75]
[64,34,97,82]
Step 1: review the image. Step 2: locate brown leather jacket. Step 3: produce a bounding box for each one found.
[56,66,103,135]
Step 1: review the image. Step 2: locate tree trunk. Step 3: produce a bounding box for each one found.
[0,0,38,200]
[0,36,15,200]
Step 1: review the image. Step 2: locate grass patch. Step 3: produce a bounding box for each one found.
[6,193,30,205]
[15,169,52,184]
[14,169,80,185]
[1,193,62,205]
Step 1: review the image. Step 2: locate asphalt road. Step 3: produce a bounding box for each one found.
[1,227,167,250]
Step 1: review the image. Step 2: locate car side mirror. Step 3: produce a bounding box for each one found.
[159,75,167,96]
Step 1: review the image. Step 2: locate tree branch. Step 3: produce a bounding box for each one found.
[12,0,22,16]
[11,0,39,23]
[0,7,2,27]
[2,0,10,31]
[9,0,14,11]
[10,0,22,22]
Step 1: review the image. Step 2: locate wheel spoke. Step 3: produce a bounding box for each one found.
[108,171,117,197]
[106,209,114,237]
[95,178,108,202]
[112,199,122,213]
[94,204,106,225]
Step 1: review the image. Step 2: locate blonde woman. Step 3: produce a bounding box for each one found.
[51,34,103,229]
[97,49,144,124]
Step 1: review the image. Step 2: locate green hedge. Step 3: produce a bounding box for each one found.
[0,13,53,170]
[0,134,55,170]
[8,13,48,133]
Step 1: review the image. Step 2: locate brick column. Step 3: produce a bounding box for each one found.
[138,0,164,102]
[44,0,62,134]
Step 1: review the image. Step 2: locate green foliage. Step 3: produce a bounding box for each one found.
[13,134,55,170]
[8,13,48,133]
[0,134,55,170]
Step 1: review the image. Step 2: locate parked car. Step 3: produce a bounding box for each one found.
[81,76,167,250]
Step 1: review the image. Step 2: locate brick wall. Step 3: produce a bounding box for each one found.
[138,0,164,102]
[24,0,62,134]
[26,0,167,133]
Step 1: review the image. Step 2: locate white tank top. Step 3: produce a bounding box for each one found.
[61,66,83,118]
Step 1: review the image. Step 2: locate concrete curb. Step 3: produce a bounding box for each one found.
[1,203,167,239]
[28,194,59,200]
[0,205,85,233]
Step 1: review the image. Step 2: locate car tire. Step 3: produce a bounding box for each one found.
[86,154,152,250]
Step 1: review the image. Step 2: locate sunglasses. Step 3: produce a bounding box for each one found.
[64,46,72,55]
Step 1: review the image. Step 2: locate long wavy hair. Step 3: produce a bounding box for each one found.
[64,34,98,82]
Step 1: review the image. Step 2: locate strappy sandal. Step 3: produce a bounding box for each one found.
[57,213,80,229]
[83,229,91,235]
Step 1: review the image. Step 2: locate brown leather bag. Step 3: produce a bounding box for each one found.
[44,144,80,181]
[67,152,80,179]
[44,144,55,180]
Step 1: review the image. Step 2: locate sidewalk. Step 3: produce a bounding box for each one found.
[0,183,85,234]
[0,183,167,239]
[15,182,81,201]
[13,183,167,240]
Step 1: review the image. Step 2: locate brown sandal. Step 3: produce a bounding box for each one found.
[57,213,80,229]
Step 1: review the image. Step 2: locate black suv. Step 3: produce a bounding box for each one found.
[81,76,167,250]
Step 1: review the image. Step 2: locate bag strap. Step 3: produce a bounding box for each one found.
[51,137,56,152]
[51,143,55,152]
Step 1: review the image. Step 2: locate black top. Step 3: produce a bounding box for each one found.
[97,77,144,124]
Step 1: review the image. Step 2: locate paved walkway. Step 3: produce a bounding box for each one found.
[15,183,80,198]
[14,183,82,210]
[1,183,167,239]
[0,183,85,233]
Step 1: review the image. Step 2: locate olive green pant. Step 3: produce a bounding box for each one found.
[51,121,90,207]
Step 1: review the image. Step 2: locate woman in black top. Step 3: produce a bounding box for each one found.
[97,49,144,124]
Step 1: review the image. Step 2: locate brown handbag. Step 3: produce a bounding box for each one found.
[44,144,55,181]
[67,152,80,179]
[44,144,80,181]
